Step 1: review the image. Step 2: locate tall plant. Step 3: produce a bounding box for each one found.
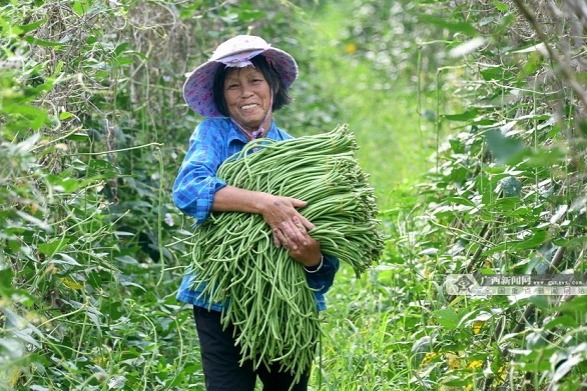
[393,0,587,389]
[0,1,307,389]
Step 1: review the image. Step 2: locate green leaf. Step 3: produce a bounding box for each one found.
[521,147,566,168]
[115,57,134,65]
[483,230,548,255]
[64,132,89,141]
[518,51,543,78]
[0,268,14,293]
[432,308,460,329]
[4,105,49,130]
[510,230,548,249]
[480,66,509,81]
[56,177,79,193]
[419,15,476,36]
[114,42,129,56]
[72,0,91,16]
[543,315,577,330]
[443,378,471,387]
[38,238,70,255]
[557,296,587,317]
[552,235,587,249]
[59,111,73,120]
[493,1,509,11]
[23,36,65,48]
[47,172,82,193]
[17,19,46,34]
[444,196,476,207]
[442,109,479,121]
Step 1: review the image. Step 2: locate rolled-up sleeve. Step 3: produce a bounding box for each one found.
[173,122,227,225]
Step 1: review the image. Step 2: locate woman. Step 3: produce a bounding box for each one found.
[173,35,339,391]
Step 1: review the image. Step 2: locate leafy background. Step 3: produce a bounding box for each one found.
[1,0,586,390]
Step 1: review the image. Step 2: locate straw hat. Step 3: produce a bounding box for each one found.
[183,35,298,118]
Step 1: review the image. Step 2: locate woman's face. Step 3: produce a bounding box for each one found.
[223,66,272,131]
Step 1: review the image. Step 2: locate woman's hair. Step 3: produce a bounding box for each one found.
[212,55,292,117]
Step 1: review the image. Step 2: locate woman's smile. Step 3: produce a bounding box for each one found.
[224,66,272,132]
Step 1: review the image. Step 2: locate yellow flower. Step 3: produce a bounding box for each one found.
[497,365,508,381]
[421,352,439,365]
[93,356,109,367]
[60,277,84,290]
[345,43,357,54]
[472,320,485,335]
[445,353,461,369]
[7,366,21,387]
[468,360,484,369]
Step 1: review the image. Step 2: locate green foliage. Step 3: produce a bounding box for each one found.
[0,1,306,390]
[2,0,587,390]
[349,1,586,390]
[305,0,587,390]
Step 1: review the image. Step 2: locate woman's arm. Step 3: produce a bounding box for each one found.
[213,186,315,249]
[173,120,314,248]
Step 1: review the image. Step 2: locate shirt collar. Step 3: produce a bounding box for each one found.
[225,118,278,143]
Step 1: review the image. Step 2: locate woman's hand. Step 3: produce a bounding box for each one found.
[257,194,315,249]
[273,217,322,267]
[212,186,314,249]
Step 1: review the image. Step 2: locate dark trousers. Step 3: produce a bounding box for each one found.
[193,306,311,391]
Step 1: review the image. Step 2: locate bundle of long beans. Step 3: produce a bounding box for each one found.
[188,124,384,382]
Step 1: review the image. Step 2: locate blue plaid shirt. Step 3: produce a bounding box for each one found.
[173,117,339,311]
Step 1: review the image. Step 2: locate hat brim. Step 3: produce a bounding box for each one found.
[183,48,298,118]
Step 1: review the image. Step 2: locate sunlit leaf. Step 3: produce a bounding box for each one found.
[493,1,509,11]
[449,37,486,57]
[15,211,51,231]
[59,111,73,120]
[432,308,460,329]
[59,277,84,290]
[38,238,70,255]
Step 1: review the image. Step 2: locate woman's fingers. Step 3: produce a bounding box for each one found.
[296,215,315,231]
[272,228,281,248]
[292,216,306,233]
[273,226,295,250]
[278,221,303,250]
[273,218,322,267]
[286,234,321,266]
[262,195,316,249]
[273,217,314,250]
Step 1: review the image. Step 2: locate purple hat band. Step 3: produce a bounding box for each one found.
[183,35,298,118]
